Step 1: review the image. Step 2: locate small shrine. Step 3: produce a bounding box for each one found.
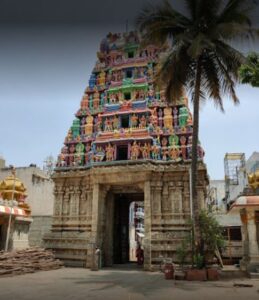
[0,171,32,250]
[229,170,259,273]
[45,32,208,270]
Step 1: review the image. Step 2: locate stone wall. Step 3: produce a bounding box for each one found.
[29,216,53,247]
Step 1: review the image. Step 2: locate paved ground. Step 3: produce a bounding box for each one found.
[0,267,259,300]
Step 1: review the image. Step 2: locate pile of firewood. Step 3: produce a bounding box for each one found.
[0,247,63,277]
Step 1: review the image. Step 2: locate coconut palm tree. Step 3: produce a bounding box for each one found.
[136,0,257,258]
[239,52,259,87]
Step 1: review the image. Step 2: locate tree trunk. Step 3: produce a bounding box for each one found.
[191,57,202,258]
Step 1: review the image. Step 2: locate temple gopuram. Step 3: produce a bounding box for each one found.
[44,32,208,270]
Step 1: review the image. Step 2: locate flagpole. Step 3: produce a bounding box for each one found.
[5,166,16,252]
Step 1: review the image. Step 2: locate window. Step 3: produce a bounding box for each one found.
[117,145,128,160]
[124,92,131,101]
[126,70,132,78]
[222,226,242,241]
[128,51,134,58]
[121,115,129,128]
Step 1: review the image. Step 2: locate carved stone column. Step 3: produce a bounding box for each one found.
[71,185,81,217]
[91,183,100,242]
[246,208,259,271]
[161,182,171,213]
[103,191,114,266]
[144,181,151,270]
[152,183,162,219]
[80,186,88,216]
[63,187,70,216]
[53,184,64,217]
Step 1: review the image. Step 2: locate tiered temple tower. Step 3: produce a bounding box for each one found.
[44,32,208,269]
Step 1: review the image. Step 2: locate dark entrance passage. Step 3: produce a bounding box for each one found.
[113,195,131,263]
[112,193,144,265]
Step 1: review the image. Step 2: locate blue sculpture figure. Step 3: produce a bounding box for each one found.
[89,73,96,89]
[151,137,161,160]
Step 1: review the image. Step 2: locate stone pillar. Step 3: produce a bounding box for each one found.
[53,185,64,217]
[71,185,80,217]
[240,208,259,272]
[91,183,100,241]
[63,187,70,216]
[144,181,151,270]
[80,187,88,215]
[86,190,93,222]
[152,183,162,222]
[247,208,259,270]
[169,183,183,214]
[87,183,100,269]
[103,191,114,266]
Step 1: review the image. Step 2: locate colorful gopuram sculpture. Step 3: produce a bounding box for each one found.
[56,31,204,168]
[47,31,208,270]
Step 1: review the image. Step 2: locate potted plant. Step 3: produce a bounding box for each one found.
[177,210,224,281]
[186,254,207,281]
[199,210,225,280]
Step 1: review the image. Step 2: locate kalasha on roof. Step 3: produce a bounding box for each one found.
[56,31,204,170]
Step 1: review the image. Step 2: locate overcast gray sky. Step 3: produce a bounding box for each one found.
[0,0,258,179]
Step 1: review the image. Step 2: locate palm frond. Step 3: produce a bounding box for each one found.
[200,52,224,111]
[136,0,190,47]
[213,43,241,104]
[155,41,194,102]
[218,0,255,26]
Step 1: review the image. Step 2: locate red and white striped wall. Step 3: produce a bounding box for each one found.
[0,205,26,216]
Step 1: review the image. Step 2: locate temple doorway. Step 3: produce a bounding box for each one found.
[104,191,144,266]
[113,193,144,265]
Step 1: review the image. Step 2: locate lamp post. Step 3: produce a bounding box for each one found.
[5,166,16,252]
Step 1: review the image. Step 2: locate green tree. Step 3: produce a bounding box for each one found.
[137,0,257,255]
[176,211,225,268]
[239,52,259,87]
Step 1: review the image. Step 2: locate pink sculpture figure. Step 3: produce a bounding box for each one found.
[180,136,187,160]
[141,143,150,159]
[85,144,92,164]
[149,108,158,127]
[139,115,147,128]
[80,94,89,110]
[104,118,112,131]
[130,141,140,160]
[158,109,163,128]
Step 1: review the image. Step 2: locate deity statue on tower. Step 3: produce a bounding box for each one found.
[141,143,151,159]
[106,143,115,161]
[179,106,189,129]
[84,115,94,136]
[131,114,138,128]
[130,141,140,160]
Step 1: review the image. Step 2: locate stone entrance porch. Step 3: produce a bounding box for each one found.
[44,162,208,270]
